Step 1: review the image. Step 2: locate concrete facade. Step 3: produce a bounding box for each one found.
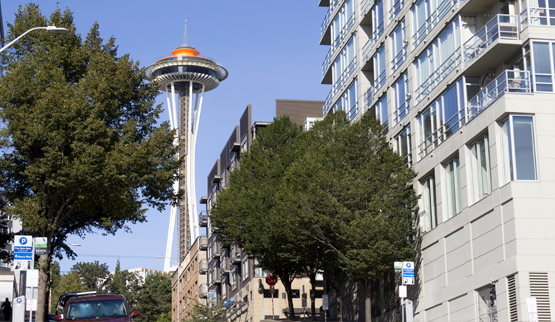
[319,0,555,321]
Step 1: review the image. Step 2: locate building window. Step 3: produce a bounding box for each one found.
[389,0,404,20]
[422,173,437,232]
[393,73,409,124]
[395,125,412,166]
[391,20,407,71]
[231,267,237,291]
[444,156,462,219]
[242,259,249,281]
[470,134,491,203]
[372,0,385,40]
[412,0,460,47]
[501,115,537,183]
[477,285,497,322]
[414,20,461,103]
[418,79,465,158]
[374,45,387,90]
[376,94,388,130]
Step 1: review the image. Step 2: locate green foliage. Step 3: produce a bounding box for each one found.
[0,3,179,257]
[0,4,179,320]
[134,273,172,322]
[211,116,305,318]
[105,260,141,307]
[212,111,417,322]
[70,261,110,291]
[156,311,172,322]
[181,299,226,322]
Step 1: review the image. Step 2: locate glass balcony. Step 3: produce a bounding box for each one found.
[199,283,208,298]
[389,0,403,21]
[468,70,531,121]
[199,259,208,274]
[413,0,460,48]
[199,211,208,228]
[463,14,519,65]
[521,5,555,28]
[199,235,208,250]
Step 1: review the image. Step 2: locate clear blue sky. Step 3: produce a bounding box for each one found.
[2,1,329,273]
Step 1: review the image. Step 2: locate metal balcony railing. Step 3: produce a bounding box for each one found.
[322,12,356,77]
[521,6,555,28]
[199,283,208,298]
[412,0,460,48]
[199,259,208,274]
[199,211,208,227]
[365,69,386,108]
[468,70,531,121]
[389,0,403,21]
[463,14,519,65]
[199,236,208,250]
[415,48,462,104]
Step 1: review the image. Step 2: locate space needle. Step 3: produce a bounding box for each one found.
[146,24,228,271]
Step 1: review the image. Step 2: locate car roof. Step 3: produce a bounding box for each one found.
[66,293,126,303]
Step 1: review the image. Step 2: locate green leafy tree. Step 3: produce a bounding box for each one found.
[0,4,180,321]
[281,111,418,322]
[157,312,172,322]
[181,299,226,322]
[211,116,306,320]
[105,260,141,307]
[71,261,110,291]
[134,273,172,322]
[51,271,86,314]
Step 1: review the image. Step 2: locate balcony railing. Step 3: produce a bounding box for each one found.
[389,0,403,21]
[199,211,208,227]
[415,48,462,104]
[468,70,531,120]
[199,283,208,298]
[320,0,344,40]
[463,14,519,65]
[412,0,460,48]
[322,12,357,77]
[520,6,555,28]
[365,70,386,108]
[361,0,373,18]
[199,259,208,274]
[199,236,208,250]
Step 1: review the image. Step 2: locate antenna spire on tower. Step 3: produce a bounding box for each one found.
[184,20,188,47]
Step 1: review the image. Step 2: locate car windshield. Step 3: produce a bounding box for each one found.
[65,299,128,320]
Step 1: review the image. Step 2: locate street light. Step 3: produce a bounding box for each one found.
[0,25,68,54]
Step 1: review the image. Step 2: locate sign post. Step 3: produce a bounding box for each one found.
[266,274,277,319]
[396,261,415,322]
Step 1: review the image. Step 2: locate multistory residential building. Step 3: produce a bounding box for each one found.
[201,101,324,321]
[172,236,207,322]
[319,0,555,321]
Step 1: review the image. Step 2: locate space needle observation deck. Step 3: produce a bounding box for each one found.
[146,40,228,271]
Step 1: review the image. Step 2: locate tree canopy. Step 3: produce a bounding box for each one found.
[0,4,180,321]
[133,273,172,322]
[211,111,417,322]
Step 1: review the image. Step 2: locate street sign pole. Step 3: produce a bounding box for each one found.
[396,261,414,322]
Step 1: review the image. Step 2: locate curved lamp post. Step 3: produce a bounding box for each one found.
[0,25,68,54]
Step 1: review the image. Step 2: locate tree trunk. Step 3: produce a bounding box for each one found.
[365,280,372,322]
[309,272,316,321]
[36,253,50,322]
[280,275,296,321]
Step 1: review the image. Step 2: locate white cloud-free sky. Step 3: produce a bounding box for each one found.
[2,0,329,273]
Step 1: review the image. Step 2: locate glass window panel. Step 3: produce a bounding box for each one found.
[533,42,552,74]
[445,156,462,218]
[513,116,537,180]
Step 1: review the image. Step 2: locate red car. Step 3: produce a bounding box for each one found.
[54,293,140,321]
